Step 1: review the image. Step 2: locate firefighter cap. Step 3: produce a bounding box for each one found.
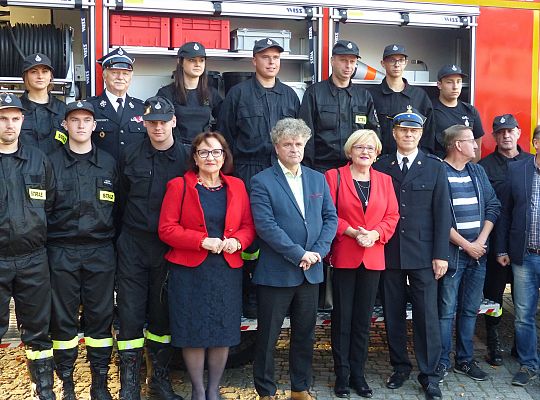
[492,114,519,132]
[253,38,284,55]
[437,64,468,81]
[383,44,407,59]
[22,53,54,74]
[65,100,95,119]
[0,93,26,111]
[178,42,207,58]
[332,40,360,58]
[143,96,175,122]
[98,47,134,70]
[393,106,425,128]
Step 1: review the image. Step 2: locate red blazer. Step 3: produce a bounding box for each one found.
[325,164,399,270]
[158,170,256,268]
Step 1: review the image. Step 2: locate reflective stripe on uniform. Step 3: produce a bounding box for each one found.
[117,338,145,351]
[241,249,259,261]
[145,331,171,344]
[84,337,114,348]
[26,348,53,360]
[52,337,79,350]
[485,307,503,317]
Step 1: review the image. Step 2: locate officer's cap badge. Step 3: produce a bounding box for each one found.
[500,117,506,123]
[35,55,42,62]
[194,43,199,50]
[392,45,398,51]
[5,95,12,103]
[155,102,162,110]
[347,42,353,49]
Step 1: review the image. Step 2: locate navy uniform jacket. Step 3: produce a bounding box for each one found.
[373,151,450,269]
[250,164,338,286]
[299,76,380,172]
[0,144,55,257]
[47,145,118,245]
[369,78,435,155]
[157,83,222,144]
[20,92,67,155]
[432,98,485,157]
[88,92,146,160]
[218,77,300,168]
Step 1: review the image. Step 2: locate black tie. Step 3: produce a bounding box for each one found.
[402,156,409,176]
[117,98,124,118]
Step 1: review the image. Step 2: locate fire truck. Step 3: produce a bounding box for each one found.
[0,0,538,365]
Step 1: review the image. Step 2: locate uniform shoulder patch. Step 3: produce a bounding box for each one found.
[426,153,444,162]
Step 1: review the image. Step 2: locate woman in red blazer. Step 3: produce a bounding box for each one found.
[158,131,255,400]
[325,129,399,398]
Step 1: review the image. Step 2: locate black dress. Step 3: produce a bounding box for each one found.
[168,184,242,348]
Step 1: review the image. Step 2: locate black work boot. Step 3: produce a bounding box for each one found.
[485,315,503,366]
[90,366,113,400]
[119,349,143,400]
[27,357,56,400]
[56,370,76,400]
[146,344,184,400]
[54,347,78,400]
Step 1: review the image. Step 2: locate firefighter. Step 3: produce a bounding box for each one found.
[19,52,67,155]
[88,47,146,160]
[47,100,117,400]
[433,64,485,160]
[116,96,187,400]
[0,93,56,399]
[299,39,379,172]
[369,44,435,155]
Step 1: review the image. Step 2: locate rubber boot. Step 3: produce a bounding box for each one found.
[485,315,503,366]
[54,347,78,400]
[146,343,183,400]
[87,346,113,400]
[119,349,143,400]
[27,357,56,400]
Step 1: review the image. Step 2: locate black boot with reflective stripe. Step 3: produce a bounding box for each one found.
[54,347,78,400]
[27,357,56,400]
[119,349,143,400]
[146,345,184,400]
[90,366,113,400]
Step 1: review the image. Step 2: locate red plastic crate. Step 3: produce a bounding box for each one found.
[110,13,170,47]
[171,17,230,50]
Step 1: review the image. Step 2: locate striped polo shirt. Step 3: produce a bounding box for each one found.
[445,163,481,241]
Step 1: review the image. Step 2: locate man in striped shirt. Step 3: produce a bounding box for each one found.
[437,124,500,383]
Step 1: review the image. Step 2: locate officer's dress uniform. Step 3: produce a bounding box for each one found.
[116,135,187,397]
[300,76,379,172]
[370,78,435,155]
[218,76,299,189]
[20,92,67,154]
[0,141,56,398]
[88,92,146,160]
[47,141,117,397]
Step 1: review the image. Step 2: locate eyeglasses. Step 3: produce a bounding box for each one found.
[385,58,407,66]
[456,138,476,144]
[352,145,376,153]
[196,149,224,158]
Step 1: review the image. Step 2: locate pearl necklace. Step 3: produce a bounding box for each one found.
[197,176,224,192]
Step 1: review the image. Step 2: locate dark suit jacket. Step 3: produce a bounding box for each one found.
[158,170,256,268]
[88,92,146,159]
[250,163,338,286]
[373,151,451,269]
[325,165,399,270]
[494,157,537,266]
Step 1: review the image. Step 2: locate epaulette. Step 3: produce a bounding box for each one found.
[426,153,444,162]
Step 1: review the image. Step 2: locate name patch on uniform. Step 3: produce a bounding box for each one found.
[54,130,68,144]
[99,190,115,202]
[355,115,367,125]
[29,188,46,200]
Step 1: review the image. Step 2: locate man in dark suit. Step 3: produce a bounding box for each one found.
[374,107,451,400]
[494,125,540,387]
[88,47,146,160]
[250,118,338,400]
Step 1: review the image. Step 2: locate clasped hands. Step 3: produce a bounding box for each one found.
[299,251,322,271]
[201,237,239,255]
[354,227,378,248]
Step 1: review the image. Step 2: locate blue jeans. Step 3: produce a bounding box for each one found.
[438,253,486,367]
[512,253,540,371]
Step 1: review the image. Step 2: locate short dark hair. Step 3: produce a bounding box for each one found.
[188,131,234,174]
[533,125,540,144]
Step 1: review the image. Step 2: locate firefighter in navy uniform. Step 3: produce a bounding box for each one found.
[0,93,56,400]
[116,96,187,400]
[47,100,117,400]
[299,40,379,172]
[369,44,435,155]
[88,47,146,160]
[433,64,485,160]
[19,53,67,155]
